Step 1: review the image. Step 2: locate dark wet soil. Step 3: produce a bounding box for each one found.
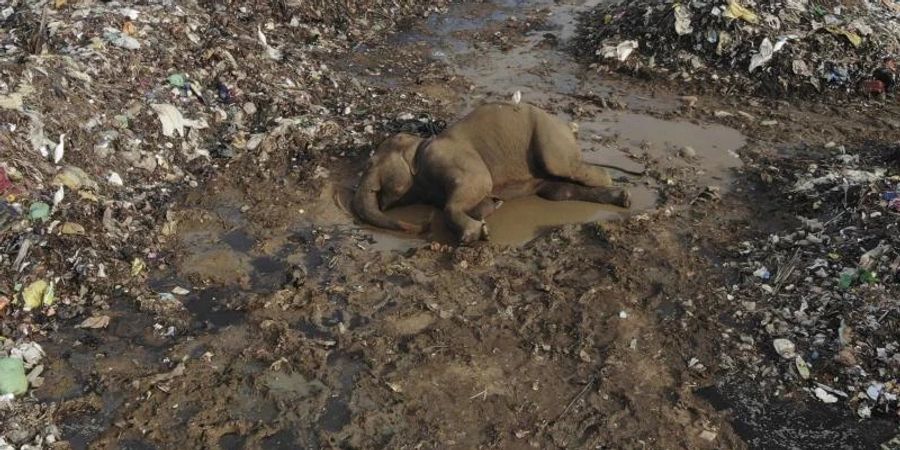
[37,0,900,449]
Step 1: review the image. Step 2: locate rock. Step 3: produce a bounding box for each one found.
[814,387,838,403]
[773,338,796,359]
[699,430,717,441]
[679,146,697,159]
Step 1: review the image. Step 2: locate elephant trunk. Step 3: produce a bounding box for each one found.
[352,172,419,233]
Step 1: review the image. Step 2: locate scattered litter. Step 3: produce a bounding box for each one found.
[722,0,759,24]
[749,38,787,73]
[52,166,98,191]
[104,30,141,50]
[724,144,899,420]
[60,222,85,235]
[76,315,111,329]
[600,40,639,62]
[257,26,283,60]
[866,383,884,401]
[171,287,190,296]
[151,104,209,138]
[773,338,796,359]
[0,358,27,396]
[699,430,718,442]
[28,202,50,222]
[147,363,186,386]
[576,0,900,98]
[794,356,811,379]
[53,134,65,164]
[22,280,54,310]
[674,5,693,36]
[815,387,839,403]
[108,171,124,186]
[10,342,45,367]
[53,186,65,208]
[167,73,186,88]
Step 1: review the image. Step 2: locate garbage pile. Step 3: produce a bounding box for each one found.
[723,143,899,419]
[0,0,450,445]
[574,0,900,98]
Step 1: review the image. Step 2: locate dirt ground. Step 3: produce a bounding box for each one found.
[4,0,900,449]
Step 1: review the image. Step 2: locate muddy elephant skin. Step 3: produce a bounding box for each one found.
[352,102,631,243]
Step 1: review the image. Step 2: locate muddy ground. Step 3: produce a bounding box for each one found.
[4,0,900,449]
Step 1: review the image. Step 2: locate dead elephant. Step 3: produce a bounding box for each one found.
[352,102,635,243]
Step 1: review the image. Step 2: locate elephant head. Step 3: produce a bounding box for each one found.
[352,133,424,233]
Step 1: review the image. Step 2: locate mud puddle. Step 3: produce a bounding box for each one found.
[155,0,749,362]
[174,0,749,255]
[352,0,747,250]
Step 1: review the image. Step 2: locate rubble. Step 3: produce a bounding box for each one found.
[0,0,451,444]
[724,143,900,419]
[574,0,900,98]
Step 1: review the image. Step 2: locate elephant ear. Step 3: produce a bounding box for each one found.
[400,135,425,176]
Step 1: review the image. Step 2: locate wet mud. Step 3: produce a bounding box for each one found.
[39,0,899,449]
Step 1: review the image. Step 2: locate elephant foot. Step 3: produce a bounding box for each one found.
[400,221,425,234]
[616,190,631,209]
[459,220,489,244]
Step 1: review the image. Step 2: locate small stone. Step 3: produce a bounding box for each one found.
[107,172,124,186]
[857,404,872,418]
[866,383,883,401]
[171,286,190,296]
[773,338,796,359]
[794,356,810,379]
[814,387,838,403]
[579,349,592,362]
[679,146,697,159]
[699,430,717,441]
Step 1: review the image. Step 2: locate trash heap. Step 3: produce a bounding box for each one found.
[574,0,900,97]
[723,144,899,419]
[0,0,450,444]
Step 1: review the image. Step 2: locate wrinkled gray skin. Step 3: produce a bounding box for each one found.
[353,102,631,243]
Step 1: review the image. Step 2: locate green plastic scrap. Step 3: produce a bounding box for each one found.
[168,73,186,88]
[0,357,28,395]
[29,202,50,222]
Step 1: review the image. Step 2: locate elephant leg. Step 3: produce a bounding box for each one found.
[532,113,613,187]
[468,197,503,220]
[536,181,631,208]
[567,163,613,187]
[444,183,491,244]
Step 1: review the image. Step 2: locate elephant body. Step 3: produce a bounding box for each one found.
[353,102,630,243]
